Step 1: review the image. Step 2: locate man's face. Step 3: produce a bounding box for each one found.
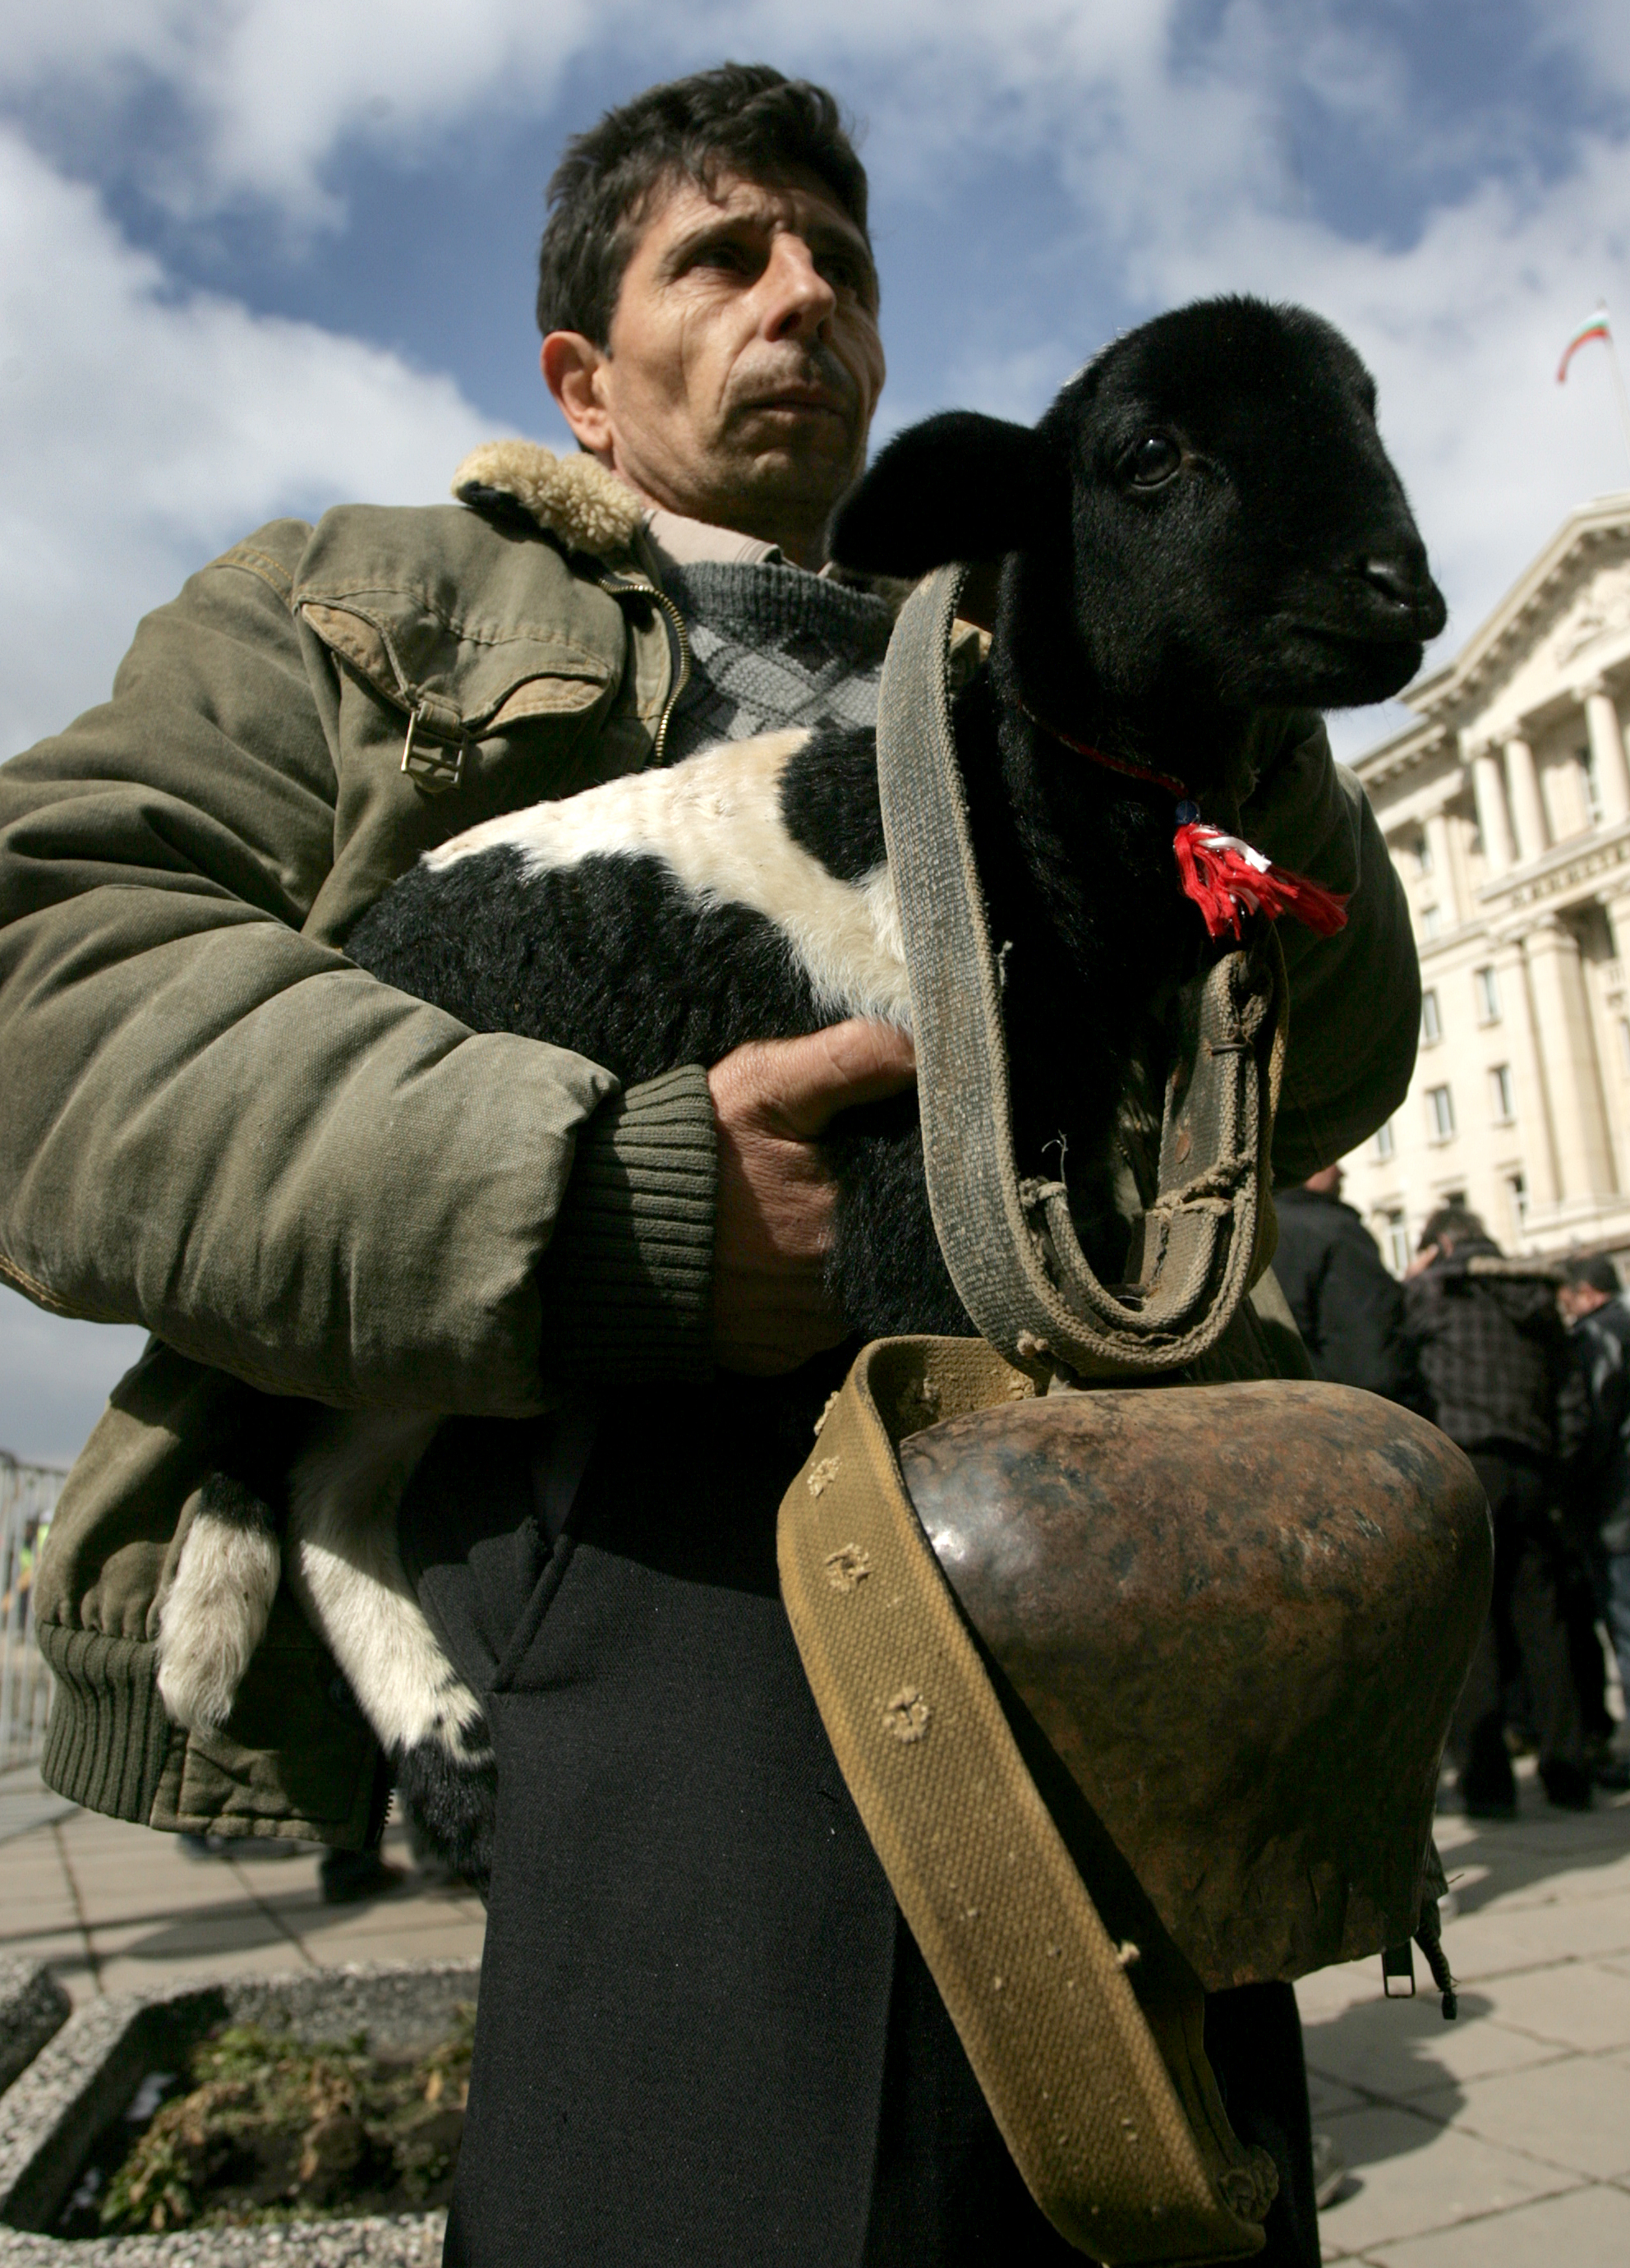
[1560,1282,1611,1321]
[545,168,885,564]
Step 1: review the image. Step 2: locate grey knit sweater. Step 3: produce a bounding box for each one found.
[660,562,894,763]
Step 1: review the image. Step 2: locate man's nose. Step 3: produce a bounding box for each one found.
[760,236,836,340]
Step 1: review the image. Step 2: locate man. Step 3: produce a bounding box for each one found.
[1403,1207,1591,1814]
[1559,1255,1630,1766]
[1273,1161,1420,1404]
[1,64,1416,2266]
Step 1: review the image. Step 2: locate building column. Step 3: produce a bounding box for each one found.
[1521,916,1618,1203]
[1504,734,1549,864]
[1580,680,1630,826]
[1469,744,1516,876]
[1600,887,1630,1193]
[1492,936,1560,1214]
[1424,806,1457,924]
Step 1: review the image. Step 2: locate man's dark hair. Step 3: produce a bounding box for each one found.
[1420,1204,1490,1252]
[536,63,870,346]
[1563,1253,1622,1297]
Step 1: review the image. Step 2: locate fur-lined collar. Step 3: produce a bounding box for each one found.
[451,440,645,560]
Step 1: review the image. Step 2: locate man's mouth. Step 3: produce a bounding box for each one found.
[745,390,850,420]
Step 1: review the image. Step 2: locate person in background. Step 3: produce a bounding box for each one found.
[1559,1254,1630,1782]
[1403,1206,1591,1814]
[1272,1162,1422,1404]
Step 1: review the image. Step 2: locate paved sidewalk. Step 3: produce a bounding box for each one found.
[4,1762,1630,2261]
[0,1766,485,2004]
[1302,1763,1630,2264]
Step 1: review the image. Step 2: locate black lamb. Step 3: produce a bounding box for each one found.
[153,295,1444,1887]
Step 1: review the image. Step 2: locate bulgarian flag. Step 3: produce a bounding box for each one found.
[1558,306,1612,383]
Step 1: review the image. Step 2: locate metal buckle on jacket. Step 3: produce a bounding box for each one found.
[400,704,467,794]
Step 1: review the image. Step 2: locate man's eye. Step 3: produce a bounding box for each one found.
[1126,434,1181,486]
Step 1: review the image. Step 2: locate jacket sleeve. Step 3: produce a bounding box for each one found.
[1240,713,1420,1179]
[0,528,715,1416]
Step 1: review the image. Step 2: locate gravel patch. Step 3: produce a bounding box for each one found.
[0,2213,444,2265]
[0,1966,71,2100]
[0,1961,477,2262]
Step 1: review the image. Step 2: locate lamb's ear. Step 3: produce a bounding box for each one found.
[829,412,1056,576]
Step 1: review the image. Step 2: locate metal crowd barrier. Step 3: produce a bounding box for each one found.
[0,1453,67,1772]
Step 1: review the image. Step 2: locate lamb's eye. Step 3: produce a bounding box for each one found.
[1126,434,1181,486]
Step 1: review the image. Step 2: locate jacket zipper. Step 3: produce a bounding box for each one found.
[599,570,692,767]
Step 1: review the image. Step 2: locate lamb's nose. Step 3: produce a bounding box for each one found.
[1360,551,1447,637]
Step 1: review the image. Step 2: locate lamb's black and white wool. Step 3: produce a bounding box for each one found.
[154,296,1445,1883]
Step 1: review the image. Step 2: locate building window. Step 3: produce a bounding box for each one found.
[1373,1119,1395,1161]
[1490,1063,1515,1122]
[1474,965,1501,1023]
[1420,989,1442,1044]
[1508,1173,1528,1231]
[1384,1210,1410,1275]
[1426,1084,1455,1141]
[1620,1016,1630,1077]
[1582,742,1602,825]
[1421,905,1442,939]
[1415,832,1434,876]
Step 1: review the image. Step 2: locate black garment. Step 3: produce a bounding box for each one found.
[1270,1185,1420,1402]
[1401,1239,1573,1460]
[406,1388,1317,2267]
[1450,1450,1587,1803]
[1566,1295,1630,1555]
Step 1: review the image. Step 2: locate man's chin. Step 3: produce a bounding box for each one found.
[728,446,861,518]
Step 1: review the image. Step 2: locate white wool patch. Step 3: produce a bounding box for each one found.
[156,1503,280,1733]
[426,728,912,1031]
[287,1409,489,1764]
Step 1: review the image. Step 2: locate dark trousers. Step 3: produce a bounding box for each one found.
[1451,1450,1586,1800]
[408,1393,1317,2267]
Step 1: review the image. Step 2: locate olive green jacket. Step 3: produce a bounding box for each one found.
[0,443,1419,1845]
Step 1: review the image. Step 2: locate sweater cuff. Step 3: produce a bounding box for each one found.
[540,1065,717,1384]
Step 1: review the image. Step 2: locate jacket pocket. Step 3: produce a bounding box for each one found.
[299,597,611,794]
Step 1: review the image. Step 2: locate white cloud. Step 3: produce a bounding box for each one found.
[0,127,490,760]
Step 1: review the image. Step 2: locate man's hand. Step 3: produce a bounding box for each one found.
[708,1019,917,1375]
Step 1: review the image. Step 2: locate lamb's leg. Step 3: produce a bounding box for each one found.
[155,1471,281,1732]
[288,1410,496,1883]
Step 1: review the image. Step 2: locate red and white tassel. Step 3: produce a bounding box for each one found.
[1016,703,1351,943]
[1173,819,1349,941]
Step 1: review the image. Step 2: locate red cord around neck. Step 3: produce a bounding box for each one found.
[1016,702,1189,801]
[1013,698,1349,942]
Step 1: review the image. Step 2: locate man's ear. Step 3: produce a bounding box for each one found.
[828,412,1056,576]
[542,331,613,455]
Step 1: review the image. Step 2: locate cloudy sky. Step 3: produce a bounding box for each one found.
[4,0,1630,1461]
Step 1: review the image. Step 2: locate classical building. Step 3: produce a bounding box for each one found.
[1347,491,1630,1271]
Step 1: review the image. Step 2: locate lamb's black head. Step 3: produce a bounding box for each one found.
[831,296,1446,749]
